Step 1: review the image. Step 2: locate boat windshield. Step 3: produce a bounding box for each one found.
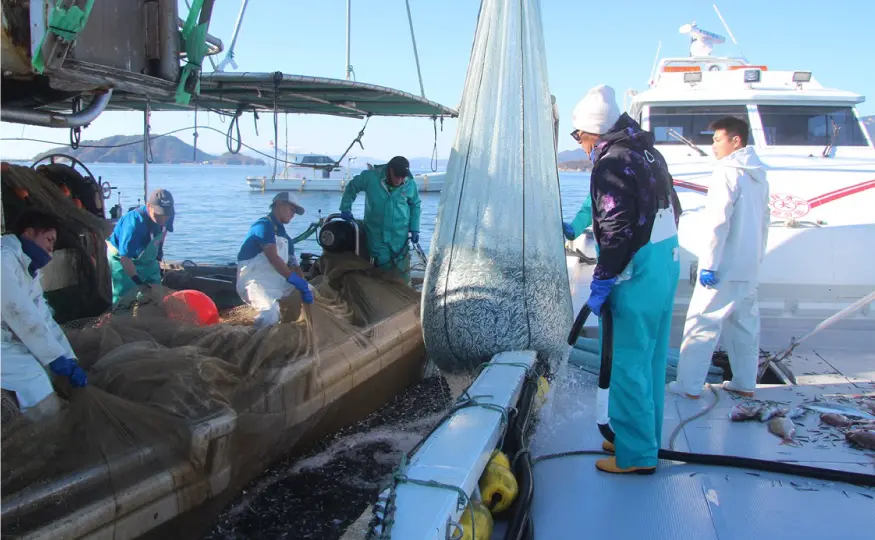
[297,155,336,165]
[758,105,868,146]
[649,105,748,146]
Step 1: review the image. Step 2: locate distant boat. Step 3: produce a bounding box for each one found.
[245,153,445,193]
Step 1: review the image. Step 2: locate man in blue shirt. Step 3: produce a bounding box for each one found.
[106,189,175,305]
[237,192,313,328]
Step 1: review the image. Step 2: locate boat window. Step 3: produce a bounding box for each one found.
[758,106,867,146]
[649,106,748,145]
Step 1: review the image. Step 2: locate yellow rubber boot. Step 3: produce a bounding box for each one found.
[595,457,656,475]
[601,440,615,453]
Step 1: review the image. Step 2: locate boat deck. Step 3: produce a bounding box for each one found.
[530,320,875,539]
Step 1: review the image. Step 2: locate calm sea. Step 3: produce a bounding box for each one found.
[84,163,591,263]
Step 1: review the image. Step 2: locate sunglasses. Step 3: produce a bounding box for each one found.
[570,130,582,143]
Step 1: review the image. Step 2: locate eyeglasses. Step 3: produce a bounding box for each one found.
[570,130,582,143]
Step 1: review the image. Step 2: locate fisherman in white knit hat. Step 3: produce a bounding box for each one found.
[568,84,682,476]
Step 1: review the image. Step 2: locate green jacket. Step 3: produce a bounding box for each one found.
[569,193,593,239]
[340,164,422,253]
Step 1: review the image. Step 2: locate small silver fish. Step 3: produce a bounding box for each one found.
[758,405,785,422]
[729,403,761,422]
[800,402,875,420]
[845,430,875,451]
[787,407,806,420]
[769,416,800,446]
[821,413,851,428]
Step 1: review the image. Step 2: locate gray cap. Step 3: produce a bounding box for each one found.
[147,189,174,216]
[272,191,305,215]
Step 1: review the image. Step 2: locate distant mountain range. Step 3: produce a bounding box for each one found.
[32,135,266,165]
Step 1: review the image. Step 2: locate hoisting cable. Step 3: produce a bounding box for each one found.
[69,96,82,149]
[556,302,875,487]
[271,71,282,181]
[192,98,199,161]
[144,99,153,164]
[404,0,426,98]
[430,116,439,172]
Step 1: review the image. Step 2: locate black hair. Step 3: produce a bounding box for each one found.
[709,116,750,147]
[14,210,61,236]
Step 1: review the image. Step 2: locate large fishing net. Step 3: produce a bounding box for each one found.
[1,163,113,322]
[422,0,573,372]
[1,252,425,539]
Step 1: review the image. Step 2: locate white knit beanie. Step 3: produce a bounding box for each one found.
[571,84,621,135]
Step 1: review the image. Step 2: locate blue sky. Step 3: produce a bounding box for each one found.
[3,0,874,161]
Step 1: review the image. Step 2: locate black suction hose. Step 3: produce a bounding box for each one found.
[566,302,875,487]
[504,370,538,540]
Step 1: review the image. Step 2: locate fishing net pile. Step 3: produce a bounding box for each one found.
[1,252,424,538]
[1,162,113,322]
[422,0,573,372]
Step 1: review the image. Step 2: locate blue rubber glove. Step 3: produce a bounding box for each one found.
[287,273,314,304]
[340,211,354,222]
[586,277,617,317]
[699,269,718,288]
[562,222,575,241]
[410,231,419,244]
[49,356,88,388]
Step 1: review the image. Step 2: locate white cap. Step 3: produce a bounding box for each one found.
[272,191,305,215]
[571,84,621,135]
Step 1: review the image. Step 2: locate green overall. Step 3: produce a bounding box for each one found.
[107,231,165,305]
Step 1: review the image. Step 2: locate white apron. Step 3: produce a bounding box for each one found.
[236,236,295,327]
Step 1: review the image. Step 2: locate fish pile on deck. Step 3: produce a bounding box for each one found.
[728,397,875,451]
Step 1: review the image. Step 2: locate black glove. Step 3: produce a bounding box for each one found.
[131,274,144,286]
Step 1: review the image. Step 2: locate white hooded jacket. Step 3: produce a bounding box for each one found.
[697,146,770,283]
[1,234,76,407]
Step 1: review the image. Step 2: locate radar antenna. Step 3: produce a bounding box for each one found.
[679,21,725,57]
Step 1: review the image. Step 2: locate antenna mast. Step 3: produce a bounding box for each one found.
[713,4,749,62]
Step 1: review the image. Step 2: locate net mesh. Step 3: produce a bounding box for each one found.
[1,252,425,538]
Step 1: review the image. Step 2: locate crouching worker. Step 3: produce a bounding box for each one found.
[107,188,175,305]
[237,192,314,328]
[1,211,87,421]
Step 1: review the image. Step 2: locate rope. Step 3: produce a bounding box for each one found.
[668,384,720,451]
[333,116,370,167]
[226,107,243,154]
[404,0,426,98]
[69,96,82,150]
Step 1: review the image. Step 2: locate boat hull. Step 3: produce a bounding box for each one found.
[245,172,446,193]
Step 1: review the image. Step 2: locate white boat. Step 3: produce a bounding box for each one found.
[575,22,874,323]
[245,154,446,193]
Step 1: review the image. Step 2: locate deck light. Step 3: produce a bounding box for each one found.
[743,69,761,83]
[792,71,812,83]
[684,72,703,84]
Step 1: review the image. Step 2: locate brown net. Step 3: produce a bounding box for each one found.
[1,163,113,322]
[1,252,425,539]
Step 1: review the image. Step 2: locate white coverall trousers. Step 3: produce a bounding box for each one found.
[675,280,760,396]
[236,236,297,328]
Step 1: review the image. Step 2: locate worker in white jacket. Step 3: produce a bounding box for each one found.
[1,211,87,420]
[670,116,770,399]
